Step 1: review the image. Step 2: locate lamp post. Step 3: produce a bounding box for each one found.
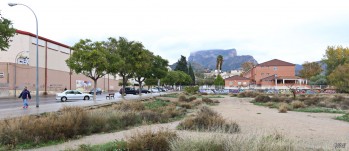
[9,3,40,107]
[14,51,29,97]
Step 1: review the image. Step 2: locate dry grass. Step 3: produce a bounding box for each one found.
[254,95,271,103]
[238,91,260,98]
[178,94,189,102]
[202,97,214,104]
[0,99,187,149]
[126,129,177,151]
[291,100,306,109]
[278,103,289,113]
[170,131,320,151]
[178,106,240,133]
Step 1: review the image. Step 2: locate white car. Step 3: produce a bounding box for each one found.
[56,90,93,102]
[150,88,159,93]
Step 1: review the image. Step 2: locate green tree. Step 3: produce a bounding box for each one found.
[322,46,349,75]
[216,55,223,73]
[108,37,138,96]
[162,71,180,87]
[188,63,195,85]
[133,48,153,95]
[328,63,349,93]
[299,61,323,79]
[0,16,16,51]
[214,75,224,89]
[66,39,108,101]
[309,74,327,85]
[174,55,188,74]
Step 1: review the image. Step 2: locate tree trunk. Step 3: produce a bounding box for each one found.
[93,79,97,102]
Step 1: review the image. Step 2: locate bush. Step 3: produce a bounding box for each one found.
[266,102,274,108]
[254,95,271,103]
[202,97,214,104]
[184,86,199,94]
[304,96,321,106]
[278,103,288,113]
[178,94,188,102]
[238,91,259,98]
[114,101,145,111]
[291,101,305,109]
[178,106,240,133]
[126,129,177,151]
[188,96,197,102]
[332,95,345,102]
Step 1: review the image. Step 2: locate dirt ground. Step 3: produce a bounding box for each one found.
[28,96,349,151]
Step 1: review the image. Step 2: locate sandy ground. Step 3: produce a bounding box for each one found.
[27,96,349,151]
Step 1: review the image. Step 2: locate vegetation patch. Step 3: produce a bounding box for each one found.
[294,107,346,114]
[177,106,240,133]
[336,113,349,122]
[0,99,188,150]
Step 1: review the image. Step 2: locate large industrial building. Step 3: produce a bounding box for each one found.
[0,30,120,97]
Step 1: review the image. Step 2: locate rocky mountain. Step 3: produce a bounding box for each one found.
[187,49,258,71]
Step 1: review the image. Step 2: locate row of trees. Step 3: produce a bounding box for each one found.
[298,46,349,92]
[66,37,169,101]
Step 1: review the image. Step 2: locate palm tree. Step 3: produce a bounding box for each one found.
[216,55,223,74]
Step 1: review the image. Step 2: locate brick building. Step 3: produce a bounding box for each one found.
[225,59,308,89]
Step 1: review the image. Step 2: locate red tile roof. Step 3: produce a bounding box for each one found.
[257,59,295,67]
[225,75,250,80]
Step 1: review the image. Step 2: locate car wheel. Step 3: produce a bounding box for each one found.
[84,96,90,100]
[61,97,67,102]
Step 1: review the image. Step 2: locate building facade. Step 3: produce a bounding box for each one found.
[226,59,308,89]
[0,30,120,97]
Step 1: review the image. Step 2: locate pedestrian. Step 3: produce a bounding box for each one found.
[64,87,67,91]
[18,86,31,109]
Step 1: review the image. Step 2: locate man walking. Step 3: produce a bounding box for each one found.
[18,86,31,109]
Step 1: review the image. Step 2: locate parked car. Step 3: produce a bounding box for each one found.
[56,90,93,102]
[137,88,151,94]
[119,87,139,95]
[150,88,160,93]
[89,88,102,95]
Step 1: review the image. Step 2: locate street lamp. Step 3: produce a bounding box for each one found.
[9,3,40,107]
[14,50,29,97]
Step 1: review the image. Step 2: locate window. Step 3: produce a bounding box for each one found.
[229,81,233,86]
[238,82,242,85]
[274,66,278,70]
[267,73,270,76]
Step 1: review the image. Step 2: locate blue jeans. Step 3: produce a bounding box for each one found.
[23,99,28,107]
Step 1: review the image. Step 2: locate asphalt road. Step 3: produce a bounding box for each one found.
[0,92,147,109]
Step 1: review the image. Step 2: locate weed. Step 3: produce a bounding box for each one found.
[291,101,306,109]
[336,114,349,122]
[278,103,288,113]
[126,129,177,151]
[254,95,271,103]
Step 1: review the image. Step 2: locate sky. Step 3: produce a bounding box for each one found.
[1,0,349,65]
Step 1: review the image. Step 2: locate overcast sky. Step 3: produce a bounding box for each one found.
[2,0,349,64]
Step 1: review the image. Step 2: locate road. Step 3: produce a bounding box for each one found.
[0,92,161,109]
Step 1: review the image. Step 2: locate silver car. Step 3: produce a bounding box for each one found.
[56,90,93,102]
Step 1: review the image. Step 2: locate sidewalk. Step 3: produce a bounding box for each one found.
[0,93,164,120]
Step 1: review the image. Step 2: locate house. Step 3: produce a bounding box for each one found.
[224,75,250,88]
[226,59,308,89]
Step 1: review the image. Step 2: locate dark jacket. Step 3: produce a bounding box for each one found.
[19,89,31,99]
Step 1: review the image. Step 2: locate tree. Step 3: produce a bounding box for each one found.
[299,61,323,79]
[241,62,254,73]
[66,39,109,101]
[174,55,188,74]
[162,71,180,88]
[188,63,195,85]
[309,75,327,85]
[106,37,137,96]
[214,75,224,89]
[0,16,16,51]
[216,55,223,73]
[133,48,153,95]
[322,46,349,75]
[328,63,349,93]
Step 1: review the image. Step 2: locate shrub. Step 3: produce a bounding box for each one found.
[184,86,199,94]
[178,106,240,133]
[126,129,177,151]
[278,103,288,113]
[254,95,271,103]
[178,94,188,102]
[238,91,259,98]
[188,96,197,102]
[332,95,345,102]
[115,101,145,111]
[179,102,193,109]
[139,110,162,123]
[291,101,305,109]
[266,102,274,107]
[202,97,214,104]
[304,96,321,106]
[213,100,220,104]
